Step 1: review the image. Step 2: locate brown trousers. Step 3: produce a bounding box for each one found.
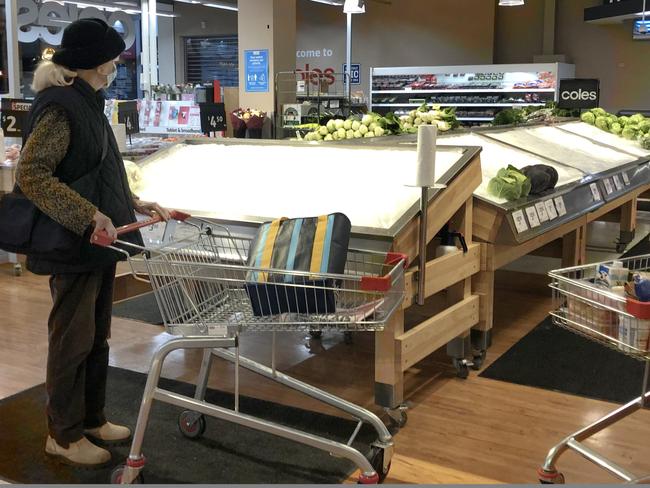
[46,263,116,447]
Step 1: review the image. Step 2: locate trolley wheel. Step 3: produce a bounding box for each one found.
[453,358,470,379]
[386,407,408,429]
[357,471,380,484]
[309,331,323,340]
[13,264,22,276]
[178,410,206,439]
[369,447,391,483]
[471,350,487,371]
[344,331,354,345]
[538,468,565,485]
[111,466,144,484]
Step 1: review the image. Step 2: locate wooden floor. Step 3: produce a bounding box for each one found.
[1,264,649,484]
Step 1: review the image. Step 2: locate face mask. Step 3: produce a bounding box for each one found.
[98,62,118,87]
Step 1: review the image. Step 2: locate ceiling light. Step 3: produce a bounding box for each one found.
[343,0,365,14]
[202,1,237,10]
[499,0,524,5]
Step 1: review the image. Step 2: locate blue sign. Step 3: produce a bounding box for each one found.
[343,63,361,85]
[245,49,269,92]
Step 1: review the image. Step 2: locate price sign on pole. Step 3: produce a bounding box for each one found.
[199,103,227,134]
[1,98,33,138]
[117,101,140,135]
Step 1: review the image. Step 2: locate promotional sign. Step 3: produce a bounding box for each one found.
[199,103,227,133]
[342,63,361,85]
[245,50,269,93]
[139,100,202,135]
[1,98,33,138]
[558,79,600,109]
[117,101,140,135]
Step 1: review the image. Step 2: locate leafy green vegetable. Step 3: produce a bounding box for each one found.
[595,116,609,131]
[622,127,638,140]
[487,165,531,201]
[581,112,596,125]
[610,123,623,135]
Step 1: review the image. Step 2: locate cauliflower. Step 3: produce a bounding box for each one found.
[436,120,451,132]
[351,120,361,132]
[334,119,345,131]
[374,127,385,137]
[353,130,362,139]
[368,122,379,132]
[359,124,369,135]
[346,129,355,139]
[326,120,337,133]
[324,134,334,141]
[337,128,347,140]
[361,114,374,126]
[581,112,596,125]
[343,119,353,131]
[319,126,329,137]
[414,117,423,126]
[364,131,375,138]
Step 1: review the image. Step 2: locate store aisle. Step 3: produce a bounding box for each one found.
[1,264,649,484]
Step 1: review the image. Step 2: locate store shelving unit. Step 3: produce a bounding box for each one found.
[369,63,575,125]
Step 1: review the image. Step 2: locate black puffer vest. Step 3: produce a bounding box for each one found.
[24,78,143,275]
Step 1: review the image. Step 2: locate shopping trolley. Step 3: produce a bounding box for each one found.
[92,211,406,484]
[538,255,650,484]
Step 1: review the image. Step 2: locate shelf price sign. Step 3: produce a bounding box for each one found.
[199,103,227,134]
[117,101,140,135]
[1,98,32,137]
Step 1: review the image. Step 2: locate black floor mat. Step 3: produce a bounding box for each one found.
[480,317,647,405]
[112,292,163,325]
[0,367,377,484]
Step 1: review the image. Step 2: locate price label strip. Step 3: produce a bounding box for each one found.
[1,98,33,138]
[590,183,602,202]
[544,199,558,220]
[554,196,567,217]
[603,178,614,195]
[622,172,631,186]
[525,206,541,228]
[535,202,550,223]
[511,210,529,234]
[613,175,623,191]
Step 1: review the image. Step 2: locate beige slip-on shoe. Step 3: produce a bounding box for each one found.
[84,421,132,445]
[45,436,111,468]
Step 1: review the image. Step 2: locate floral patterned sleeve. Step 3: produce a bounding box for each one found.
[16,106,97,236]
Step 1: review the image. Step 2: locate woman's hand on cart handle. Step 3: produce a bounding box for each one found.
[133,199,171,221]
[91,210,117,244]
[91,210,191,247]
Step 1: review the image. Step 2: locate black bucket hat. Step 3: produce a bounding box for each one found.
[52,18,125,70]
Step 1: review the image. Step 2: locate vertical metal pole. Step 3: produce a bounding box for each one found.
[345,12,352,105]
[149,0,159,86]
[641,361,650,407]
[417,187,428,306]
[141,0,151,96]
[6,0,21,97]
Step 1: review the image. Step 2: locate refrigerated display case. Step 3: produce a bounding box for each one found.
[370,63,575,125]
[131,138,485,411]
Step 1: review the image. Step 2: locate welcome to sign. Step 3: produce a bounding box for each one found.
[17,0,137,50]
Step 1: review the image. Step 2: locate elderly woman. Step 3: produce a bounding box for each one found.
[16,18,168,468]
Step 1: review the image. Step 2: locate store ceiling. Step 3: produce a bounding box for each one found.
[584,0,647,24]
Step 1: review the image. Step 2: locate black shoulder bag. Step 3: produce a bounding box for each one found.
[0,129,108,260]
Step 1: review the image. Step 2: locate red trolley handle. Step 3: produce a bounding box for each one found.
[92,210,191,247]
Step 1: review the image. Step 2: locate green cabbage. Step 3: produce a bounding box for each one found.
[487,165,531,201]
[581,112,596,125]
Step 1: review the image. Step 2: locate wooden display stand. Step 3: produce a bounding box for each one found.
[471,185,649,340]
[375,151,483,414]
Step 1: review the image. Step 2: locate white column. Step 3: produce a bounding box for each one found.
[5,0,21,97]
[148,0,158,86]
[140,0,151,95]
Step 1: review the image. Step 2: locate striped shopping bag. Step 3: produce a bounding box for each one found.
[245,214,351,316]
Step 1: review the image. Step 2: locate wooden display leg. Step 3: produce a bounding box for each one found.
[472,243,495,338]
[619,197,637,252]
[562,225,587,268]
[374,309,404,409]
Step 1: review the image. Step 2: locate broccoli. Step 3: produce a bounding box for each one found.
[595,116,609,131]
[581,112,596,125]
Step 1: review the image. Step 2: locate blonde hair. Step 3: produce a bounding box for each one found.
[31,61,77,93]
